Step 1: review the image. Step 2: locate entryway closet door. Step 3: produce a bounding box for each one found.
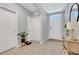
[27,16,42,41]
[31,16,42,41]
[0,7,18,53]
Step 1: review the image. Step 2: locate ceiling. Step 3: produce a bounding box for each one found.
[19,3,67,14]
[39,3,67,13]
[19,3,38,12]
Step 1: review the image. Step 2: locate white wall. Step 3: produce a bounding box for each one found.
[64,3,71,23]
[42,13,49,42]
[0,3,32,45]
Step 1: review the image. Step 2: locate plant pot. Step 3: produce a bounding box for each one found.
[21,43,25,46]
[21,37,25,43]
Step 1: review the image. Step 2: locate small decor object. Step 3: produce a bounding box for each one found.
[18,31,29,46]
[66,22,77,41]
[25,41,32,45]
[64,24,69,36]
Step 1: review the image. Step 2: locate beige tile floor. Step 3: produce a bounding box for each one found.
[0,40,64,55]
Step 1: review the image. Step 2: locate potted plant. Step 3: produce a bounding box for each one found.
[18,31,28,45]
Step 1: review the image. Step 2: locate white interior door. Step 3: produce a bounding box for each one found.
[27,16,42,41]
[32,17,41,41]
[0,8,17,53]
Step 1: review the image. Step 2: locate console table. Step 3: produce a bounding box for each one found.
[63,39,79,55]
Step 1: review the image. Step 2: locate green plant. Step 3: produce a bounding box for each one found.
[18,31,28,37]
[18,31,29,44]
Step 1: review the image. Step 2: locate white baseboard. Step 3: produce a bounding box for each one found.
[40,38,48,44]
[40,41,43,44]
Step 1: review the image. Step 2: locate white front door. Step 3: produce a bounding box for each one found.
[0,8,17,53]
[48,14,63,40]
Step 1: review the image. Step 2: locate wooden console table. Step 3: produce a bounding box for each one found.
[63,39,79,55]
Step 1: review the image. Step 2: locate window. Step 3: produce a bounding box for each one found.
[50,14,62,20]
